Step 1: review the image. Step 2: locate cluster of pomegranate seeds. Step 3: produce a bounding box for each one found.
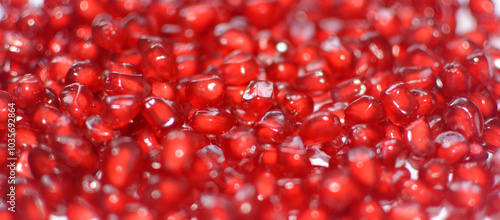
[2,0,500,219]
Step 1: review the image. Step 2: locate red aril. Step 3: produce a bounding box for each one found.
[444,97,484,140]
[381,82,419,126]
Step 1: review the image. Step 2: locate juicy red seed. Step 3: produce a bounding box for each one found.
[189,108,236,135]
[321,168,363,213]
[411,89,437,117]
[362,33,394,68]
[349,123,386,147]
[84,115,116,145]
[375,139,407,168]
[388,202,428,220]
[381,82,419,126]
[104,71,152,98]
[454,162,492,189]
[281,91,314,122]
[399,66,435,90]
[12,74,47,107]
[320,37,355,72]
[444,97,484,140]
[468,87,497,120]
[404,118,435,158]
[438,62,472,97]
[404,44,444,74]
[220,50,260,86]
[141,45,177,81]
[92,14,126,52]
[463,51,494,85]
[435,131,470,164]
[102,137,144,188]
[484,118,500,151]
[331,77,369,103]
[65,60,105,93]
[419,158,451,188]
[241,80,276,115]
[448,180,485,210]
[344,95,385,126]
[59,83,94,125]
[298,111,342,146]
[49,54,75,82]
[347,146,380,188]
[141,97,183,136]
[401,179,442,206]
[278,136,310,175]
[160,130,197,174]
[54,135,100,174]
[185,74,225,108]
[221,126,258,161]
[101,95,142,129]
[150,80,178,101]
[469,0,495,16]
[267,60,299,84]
[296,69,331,96]
[254,109,290,144]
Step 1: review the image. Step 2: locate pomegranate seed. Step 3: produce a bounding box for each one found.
[448,180,485,210]
[267,60,299,84]
[404,118,434,158]
[12,74,46,107]
[468,87,497,120]
[349,123,386,147]
[243,0,284,28]
[362,33,394,68]
[438,62,472,98]
[220,50,260,86]
[185,74,226,108]
[298,111,342,146]
[400,66,435,91]
[444,97,484,140]
[381,82,419,126]
[331,77,369,103]
[104,71,152,98]
[141,97,183,136]
[278,136,310,175]
[281,91,314,122]
[320,37,355,73]
[321,169,363,212]
[388,202,428,220]
[102,137,144,188]
[65,60,104,93]
[404,44,444,74]
[59,83,94,125]
[84,115,117,145]
[454,162,492,189]
[344,95,386,126]
[189,108,236,135]
[241,80,276,116]
[92,14,126,52]
[141,44,177,81]
[53,135,99,175]
[401,179,442,206]
[347,146,380,188]
[469,0,495,16]
[254,110,290,144]
[101,95,142,129]
[419,158,451,188]
[484,118,500,151]
[463,51,494,85]
[375,139,407,168]
[435,131,470,164]
[220,126,258,161]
